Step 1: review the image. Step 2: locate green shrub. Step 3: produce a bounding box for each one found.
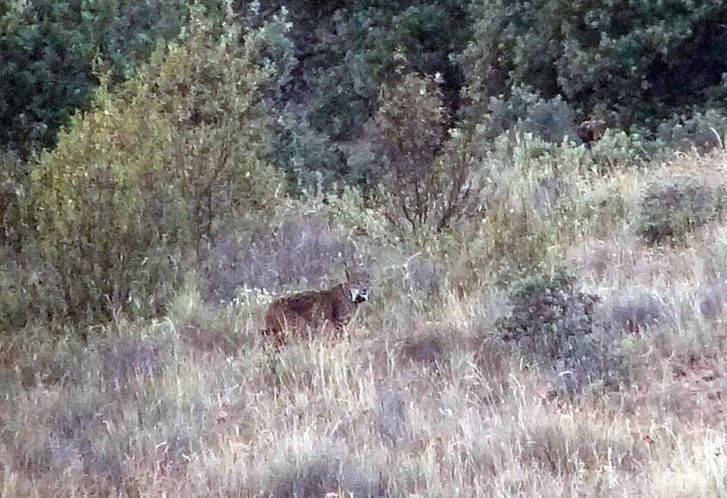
[0,0,204,156]
[0,0,97,155]
[377,73,485,234]
[637,175,725,244]
[303,1,471,142]
[498,269,600,359]
[388,3,471,88]
[376,72,445,231]
[243,6,353,194]
[657,110,727,152]
[272,113,350,195]
[0,151,25,249]
[27,81,177,322]
[23,7,283,324]
[479,86,579,144]
[587,128,654,170]
[461,0,727,128]
[497,268,632,394]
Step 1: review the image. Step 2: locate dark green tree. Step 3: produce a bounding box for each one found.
[462,0,727,126]
[23,6,283,324]
[0,0,192,156]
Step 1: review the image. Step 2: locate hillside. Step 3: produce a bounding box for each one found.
[2,1,727,496]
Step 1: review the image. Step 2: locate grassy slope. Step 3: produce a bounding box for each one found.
[1,149,726,497]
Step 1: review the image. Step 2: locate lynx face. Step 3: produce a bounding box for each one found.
[349,286,369,304]
[261,281,370,346]
[578,119,607,147]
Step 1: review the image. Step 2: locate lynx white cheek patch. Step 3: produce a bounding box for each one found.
[351,288,369,303]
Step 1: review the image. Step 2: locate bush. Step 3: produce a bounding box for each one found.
[497,268,631,394]
[377,72,445,230]
[272,113,350,196]
[390,3,470,79]
[479,86,579,144]
[471,209,563,287]
[461,0,727,128]
[301,1,471,142]
[0,0,201,156]
[657,110,727,152]
[636,175,725,244]
[587,128,653,170]
[498,269,599,359]
[609,290,668,333]
[23,7,283,324]
[377,73,484,233]
[242,5,357,195]
[26,80,179,323]
[0,0,97,155]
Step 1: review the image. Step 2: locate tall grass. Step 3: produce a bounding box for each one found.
[2,150,726,497]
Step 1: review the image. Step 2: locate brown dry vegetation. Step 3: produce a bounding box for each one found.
[2,147,727,497]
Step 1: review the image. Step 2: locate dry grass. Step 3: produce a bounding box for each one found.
[2,151,727,497]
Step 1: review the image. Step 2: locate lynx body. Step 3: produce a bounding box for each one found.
[262,282,369,345]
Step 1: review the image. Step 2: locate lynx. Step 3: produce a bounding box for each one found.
[261,281,369,346]
[578,119,607,148]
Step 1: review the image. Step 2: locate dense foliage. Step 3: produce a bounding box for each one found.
[0,0,202,156]
[2,0,727,329]
[498,268,633,394]
[462,0,727,127]
[637,175,726,244]
[2,4,727,495]
[11,7,282,325]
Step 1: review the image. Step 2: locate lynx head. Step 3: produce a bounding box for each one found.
[344,266,370,304]
[578,119,607,146]
[349,286,369,304]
